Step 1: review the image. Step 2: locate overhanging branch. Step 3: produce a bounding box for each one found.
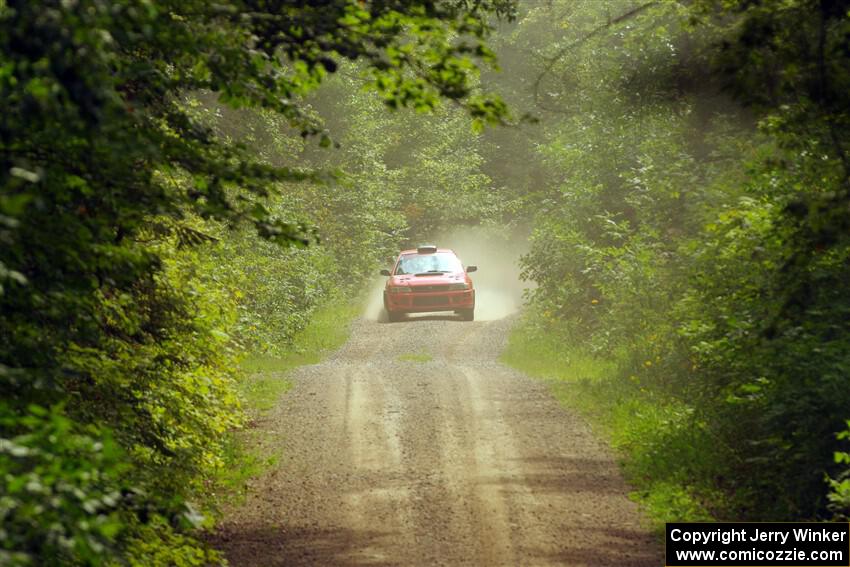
[532,1,658,113]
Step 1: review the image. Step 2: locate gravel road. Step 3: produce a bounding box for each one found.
[212,315,661,566]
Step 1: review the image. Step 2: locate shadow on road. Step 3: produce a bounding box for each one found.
[208,525,399,567]
[540,526,661,567]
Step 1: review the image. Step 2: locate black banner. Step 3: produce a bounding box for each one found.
[666,523,850,566]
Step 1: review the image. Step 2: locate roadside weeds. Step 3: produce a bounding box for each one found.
[207,296,362,509]
[499,314,717,531]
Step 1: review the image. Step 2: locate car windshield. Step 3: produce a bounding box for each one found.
[395,253,463,275]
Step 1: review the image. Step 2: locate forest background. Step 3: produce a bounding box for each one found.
[2,0,850,564]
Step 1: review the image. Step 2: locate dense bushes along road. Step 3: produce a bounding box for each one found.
[0,1,513,563]
[501,0,850,523]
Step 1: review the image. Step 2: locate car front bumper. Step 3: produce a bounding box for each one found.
[384,289,474,313]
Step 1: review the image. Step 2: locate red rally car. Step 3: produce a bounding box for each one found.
[380,245,477,322]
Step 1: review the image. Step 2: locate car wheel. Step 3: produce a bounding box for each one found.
[459,309,474,322]
[387,310,405,323]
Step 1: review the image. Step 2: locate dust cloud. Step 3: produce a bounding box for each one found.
[364,227,531,321]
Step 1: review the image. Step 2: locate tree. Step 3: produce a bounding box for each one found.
[0,1,512,563]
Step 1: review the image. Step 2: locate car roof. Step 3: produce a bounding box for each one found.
[398,248,455,255]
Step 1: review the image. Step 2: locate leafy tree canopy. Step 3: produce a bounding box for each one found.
[0,1,514,563]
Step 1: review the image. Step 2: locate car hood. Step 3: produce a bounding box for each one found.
[390,272,467,286]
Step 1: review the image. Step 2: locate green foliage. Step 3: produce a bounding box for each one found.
[304,64,516,243]
[120,517,223,567]
[210,295,361,509]
[500,314,716,529]
[0,0,514,563]
[397,352,433,363]
[0,405,125,566]
[200,225,340,354]
[511,0,850,521]
[675,183,850,517]
[5,0,849,559]
[678,0,850,518]
[828,422,850,519]
[238,296,361,413]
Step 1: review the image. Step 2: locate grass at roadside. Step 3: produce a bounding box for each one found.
[500,316,716,530]
[211,295,362,504]
[239,298,361,412]
[397,351,433,363]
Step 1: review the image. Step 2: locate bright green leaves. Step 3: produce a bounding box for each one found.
[467,94,509,132]
[513,0,850,521]
[0,404,127,566]
[330,2,511,123]
[0,0,517,563]
[680,0,850,518]
[368,70,440,112]
[828,423,850,518]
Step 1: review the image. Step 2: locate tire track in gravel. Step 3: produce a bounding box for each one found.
[211,316,662,566]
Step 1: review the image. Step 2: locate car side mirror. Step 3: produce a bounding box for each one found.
[466,265,478,273]
[380,269,391,276]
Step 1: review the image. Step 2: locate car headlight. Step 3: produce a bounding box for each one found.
[447,283,470,291]
[389,286,412,293]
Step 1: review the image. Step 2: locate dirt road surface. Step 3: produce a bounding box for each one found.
[212,316,661,566]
